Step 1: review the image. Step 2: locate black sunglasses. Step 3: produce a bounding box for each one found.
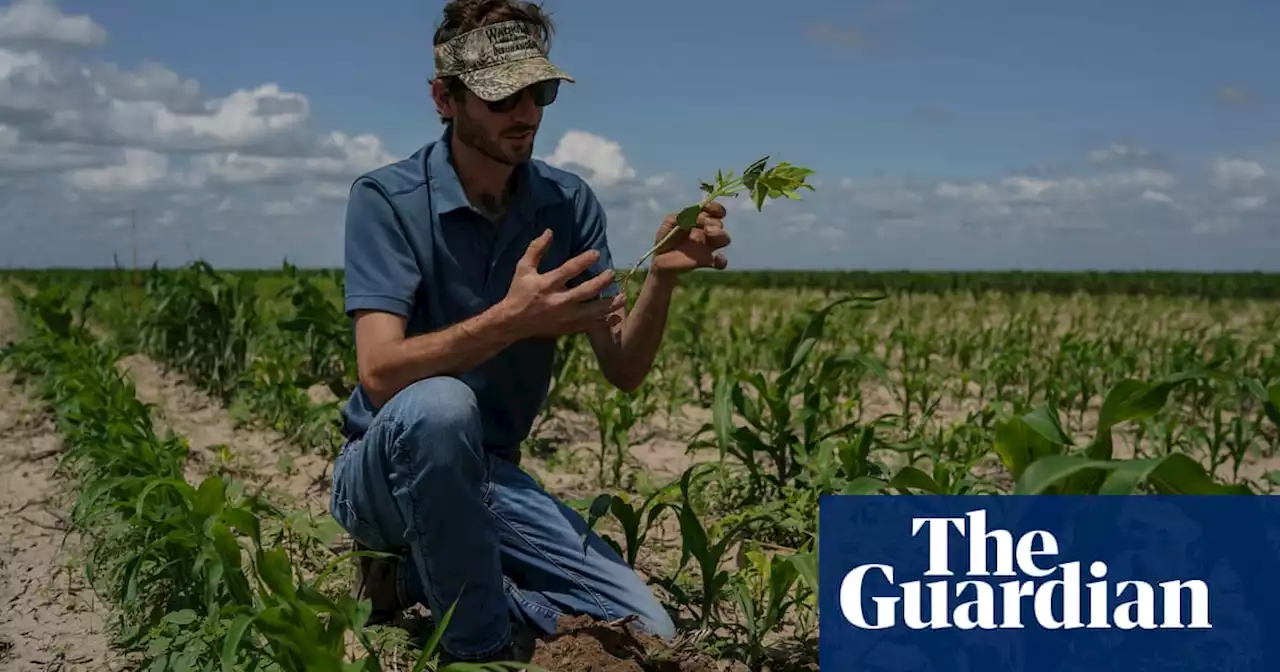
[485,79,560,113]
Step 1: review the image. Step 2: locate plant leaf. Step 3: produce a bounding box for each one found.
[675,205,701,231]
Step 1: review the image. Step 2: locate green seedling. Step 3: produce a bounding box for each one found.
[728,549,815,668]
[581,480,680,568]
[620,157,815,294]
[9,241,1280,672]
[996,370,1256,495]
[668,465,762,633]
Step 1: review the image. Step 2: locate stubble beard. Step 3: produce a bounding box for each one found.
[455,113,535,167]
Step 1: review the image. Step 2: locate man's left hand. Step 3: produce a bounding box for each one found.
[650,201,731,276]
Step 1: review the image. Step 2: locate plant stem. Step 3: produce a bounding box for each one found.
[620,225,682,294]
[620,186,733,295]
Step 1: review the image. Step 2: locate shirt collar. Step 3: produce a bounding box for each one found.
[425,125,561,220]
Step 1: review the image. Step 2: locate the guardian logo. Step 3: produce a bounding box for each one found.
[839,509,1212,631]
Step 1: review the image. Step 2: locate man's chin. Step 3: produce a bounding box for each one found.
[503,144,534,164]
[504,136,534,155]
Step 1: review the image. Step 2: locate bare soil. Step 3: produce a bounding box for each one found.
[110,353,744,670]
[530,616,749,672]
[114,354,332,513]
[0,295,122,671]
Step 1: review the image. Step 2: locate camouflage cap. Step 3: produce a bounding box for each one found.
[434,20,575,102]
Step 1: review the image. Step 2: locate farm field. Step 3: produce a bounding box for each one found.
[2,264,1279,671]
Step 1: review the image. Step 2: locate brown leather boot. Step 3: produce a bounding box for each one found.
[350,540,407,626]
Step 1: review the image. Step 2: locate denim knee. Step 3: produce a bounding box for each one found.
[375,377,510,658]
[380,376,485,470]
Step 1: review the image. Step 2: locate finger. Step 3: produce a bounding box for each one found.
[581,293,625,316]
[546,249,602,285]
[589,298,626,329]
[704,224,731,249]
[701,200,727,218]
[695,211,723,230]
[711,252,728,270]
[562,268,616,302]
[519,229,553,270]
[565,297,618,325]
[589,296,625,319]
[604,292,627,316]
[665,227,690,248]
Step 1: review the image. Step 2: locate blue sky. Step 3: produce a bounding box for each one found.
[1,0,1277,270]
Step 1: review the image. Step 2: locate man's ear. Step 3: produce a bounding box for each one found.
[431,78,455,119]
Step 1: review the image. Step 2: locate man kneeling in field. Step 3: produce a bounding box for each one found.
[328,0,732,663]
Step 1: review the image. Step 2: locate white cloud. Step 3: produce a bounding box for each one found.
[186,132,394,188]
[0,3,380,162]
[92,62,203,111]
[817,226,845,241]
[63,148,168,192]
[935,169,1176,208]
[0,2,1275,271]
[0,121,107,173]
[1089,143,1151,164]
[827,150,1278,250]
[782,212,818,233]
[1200,157,1275,222]
[1210,158,1265,191]
[28,80,314,152]
[0,46,39,76]
[0,0,409,267]
[0,0,105,47]
[1230,195,1267,212]
[541,129,636,187]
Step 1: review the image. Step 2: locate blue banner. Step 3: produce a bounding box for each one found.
[818,495,1280,671]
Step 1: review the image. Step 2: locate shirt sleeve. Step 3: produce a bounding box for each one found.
[570,181,622,299]
[343,177,421,317]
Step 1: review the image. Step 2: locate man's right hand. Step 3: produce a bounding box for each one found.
[499,229,625,339]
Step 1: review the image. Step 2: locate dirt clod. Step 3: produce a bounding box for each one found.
[530,615,748,672]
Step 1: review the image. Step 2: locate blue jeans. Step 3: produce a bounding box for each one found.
[329,376,676,660]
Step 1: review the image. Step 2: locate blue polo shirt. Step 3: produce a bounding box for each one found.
[339,127,620,460]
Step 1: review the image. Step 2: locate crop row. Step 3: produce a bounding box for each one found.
[0,285,522,671]
[5,262,1280,669]
[11,266,1280,298]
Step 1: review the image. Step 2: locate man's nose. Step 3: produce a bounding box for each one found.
[510,90,539,121]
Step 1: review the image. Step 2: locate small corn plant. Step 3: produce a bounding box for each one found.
[620,157,816,294]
